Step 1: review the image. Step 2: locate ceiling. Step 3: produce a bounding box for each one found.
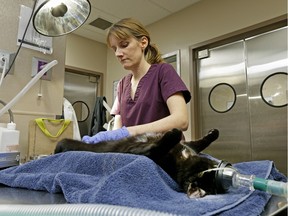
[73,0,202,44]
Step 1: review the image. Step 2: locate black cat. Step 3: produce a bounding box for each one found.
[55,128,220,198]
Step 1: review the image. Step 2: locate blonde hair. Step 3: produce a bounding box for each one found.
[107,18,164,64]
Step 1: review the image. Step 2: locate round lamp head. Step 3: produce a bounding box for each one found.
[33,0,91,37]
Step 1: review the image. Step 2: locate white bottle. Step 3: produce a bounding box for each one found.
[0,122,20,152]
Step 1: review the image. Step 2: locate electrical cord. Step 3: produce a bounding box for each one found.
[0,57,7,88]
[4,0,38,78]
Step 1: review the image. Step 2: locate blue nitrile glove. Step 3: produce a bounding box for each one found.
[82,127,130,144]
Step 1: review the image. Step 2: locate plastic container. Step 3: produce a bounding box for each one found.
[0,122,20,152]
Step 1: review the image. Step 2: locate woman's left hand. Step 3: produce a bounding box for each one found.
[82,127,130,144]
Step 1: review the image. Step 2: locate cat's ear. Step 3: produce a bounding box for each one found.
[185,129,219,153]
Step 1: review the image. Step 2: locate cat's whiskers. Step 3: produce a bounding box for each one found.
[198,167,235,178]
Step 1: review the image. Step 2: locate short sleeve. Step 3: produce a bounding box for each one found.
[158,64,191,103]
[110,81,122,116]
[110,95,120,116]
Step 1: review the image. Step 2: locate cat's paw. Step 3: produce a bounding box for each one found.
[205,129,219,143]
[165,128,183,143]
[153,128,182,153]
[187,183,206,198]
[54,138,75,154]
[171,128,182,137]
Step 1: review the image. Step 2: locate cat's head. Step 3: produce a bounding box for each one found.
[177,156,223,198]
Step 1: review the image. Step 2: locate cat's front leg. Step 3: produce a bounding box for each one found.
[54,138,104,153]
[54,138,84,153]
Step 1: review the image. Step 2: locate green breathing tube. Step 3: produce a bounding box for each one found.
[214,161,287,198]
[253,177,287,198]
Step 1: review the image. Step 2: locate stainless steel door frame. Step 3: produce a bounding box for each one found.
[64,72,99,137]
[197,27,287,175]
[198,41,252,163]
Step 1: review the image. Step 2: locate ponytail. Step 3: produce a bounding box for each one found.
[145,44,164,64]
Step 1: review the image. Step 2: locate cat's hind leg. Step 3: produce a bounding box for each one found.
[148,128,183,160]
[184,129,219,154]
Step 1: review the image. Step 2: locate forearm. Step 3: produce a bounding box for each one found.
[127,113,189,136]
[112,115,123,130]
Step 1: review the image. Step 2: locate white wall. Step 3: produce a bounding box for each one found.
[66,34,107,74]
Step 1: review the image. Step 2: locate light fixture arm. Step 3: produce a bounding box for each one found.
[0,60,58,118]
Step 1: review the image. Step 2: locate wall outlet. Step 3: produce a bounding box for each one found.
[0,49,16,75]
[31,57,52,81]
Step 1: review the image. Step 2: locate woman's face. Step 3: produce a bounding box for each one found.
[109,35,147,70]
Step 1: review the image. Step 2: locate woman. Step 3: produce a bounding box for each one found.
[83,18,191,143]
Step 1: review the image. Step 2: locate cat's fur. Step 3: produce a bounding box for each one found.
[55,128,220,198]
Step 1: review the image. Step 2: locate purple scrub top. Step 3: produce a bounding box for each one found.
[111,63,191,127]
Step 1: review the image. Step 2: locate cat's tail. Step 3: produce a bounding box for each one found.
[185,129,219,154]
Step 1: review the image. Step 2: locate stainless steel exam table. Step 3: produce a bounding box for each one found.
[0,185,287,216]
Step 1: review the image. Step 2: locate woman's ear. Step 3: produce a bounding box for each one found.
[140,36,149,49]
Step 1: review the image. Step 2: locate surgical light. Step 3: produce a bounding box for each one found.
[33,0,91,37]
